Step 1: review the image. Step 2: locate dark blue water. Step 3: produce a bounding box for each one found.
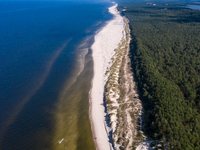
[0,0,113,149]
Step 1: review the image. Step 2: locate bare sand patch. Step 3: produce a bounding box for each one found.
[90,3,125,150]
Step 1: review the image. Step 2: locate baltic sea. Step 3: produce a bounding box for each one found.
[0,0,113,149]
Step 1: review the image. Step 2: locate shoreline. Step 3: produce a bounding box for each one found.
[90,3,125,150]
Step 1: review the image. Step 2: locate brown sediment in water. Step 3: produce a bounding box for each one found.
[52,46,95,150]
[0,40,70,148]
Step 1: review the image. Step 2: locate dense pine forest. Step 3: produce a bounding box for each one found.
[117,1,200,149]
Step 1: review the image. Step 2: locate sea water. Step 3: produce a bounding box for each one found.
[0,0,113,149]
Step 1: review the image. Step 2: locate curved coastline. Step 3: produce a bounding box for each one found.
[90,3,125,150]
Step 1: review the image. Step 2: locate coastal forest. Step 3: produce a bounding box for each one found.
[118,0,200,149]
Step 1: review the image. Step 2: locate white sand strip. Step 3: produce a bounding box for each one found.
[90,3,125,150]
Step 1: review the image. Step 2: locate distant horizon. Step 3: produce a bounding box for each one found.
[0,0,110,2]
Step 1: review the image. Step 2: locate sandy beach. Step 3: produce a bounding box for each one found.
[90,3,125,150]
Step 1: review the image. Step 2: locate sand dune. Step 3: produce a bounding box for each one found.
[90,3,125,150]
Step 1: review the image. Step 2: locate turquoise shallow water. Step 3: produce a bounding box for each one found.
[0,1,113,149]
